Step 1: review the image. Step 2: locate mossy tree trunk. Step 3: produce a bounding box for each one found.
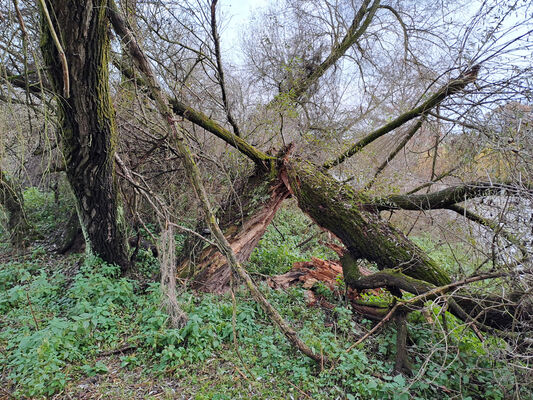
[40,0,130,272]
[179,157,450,292]
[0,169,34,246]
[285,160,528,331]
[285,160,451,287]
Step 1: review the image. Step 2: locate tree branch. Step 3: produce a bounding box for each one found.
[168,97,274,169]
[289,0,380,100]
[364,117,425,190]
[38,0,69,97]
[322,65,481,169]
[110,47,273,170]
[346,270,511,351]
[372,181,531,211]
[210,0,241,137]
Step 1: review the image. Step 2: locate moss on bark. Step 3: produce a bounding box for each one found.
[286,160,451,287]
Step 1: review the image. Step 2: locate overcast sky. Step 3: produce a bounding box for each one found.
[219,0,268,61]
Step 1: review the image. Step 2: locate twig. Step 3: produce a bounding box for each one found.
[25,290,40,330]
[346,303,398,352]
[271,221,285,241]
[283,378,313,399]
[0,386,16,399]
[98,344,136,357]
[38,0,69,97]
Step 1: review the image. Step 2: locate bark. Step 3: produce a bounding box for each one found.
[285,160,451,286]
[177,169,290,292]
[40,0,130,271]
[0,169,35,246]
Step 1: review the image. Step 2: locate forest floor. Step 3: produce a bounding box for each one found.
[1,189,531,399]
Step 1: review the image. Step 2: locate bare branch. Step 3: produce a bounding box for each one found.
[322,65,481,169]
[289,0,380,100]
[38,0,69,97]
[364,117,425,190]
[210,0,241,137]
[373,181,532,211]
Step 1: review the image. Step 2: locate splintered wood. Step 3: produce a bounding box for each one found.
[267,253,384,315]
[268,257,343,290]
[268,254,375,292]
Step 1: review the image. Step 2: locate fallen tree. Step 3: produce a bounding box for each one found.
[108,9,531,332]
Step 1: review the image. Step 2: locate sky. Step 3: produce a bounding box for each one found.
[219,0,269,61]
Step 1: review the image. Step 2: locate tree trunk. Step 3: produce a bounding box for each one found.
[284,160,529,331]
[181,158,449,292]
[40,0,130,271]
[178,168,289,292]
[0,169,34,246]
[285,160,451,286]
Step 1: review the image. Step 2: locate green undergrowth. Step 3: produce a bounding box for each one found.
[0,190,529,399]
[23,185,76,236]
[249,204,338,276]
[0,250,525,399]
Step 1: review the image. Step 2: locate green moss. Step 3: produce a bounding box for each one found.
[340,252,360,287]
[286,160,451,287]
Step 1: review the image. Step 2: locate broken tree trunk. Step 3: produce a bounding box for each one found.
[283,160,530,331]
[177,168,290,292]
[285,159,451,287]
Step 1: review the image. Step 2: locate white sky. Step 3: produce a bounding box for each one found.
[219,0,269,60]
